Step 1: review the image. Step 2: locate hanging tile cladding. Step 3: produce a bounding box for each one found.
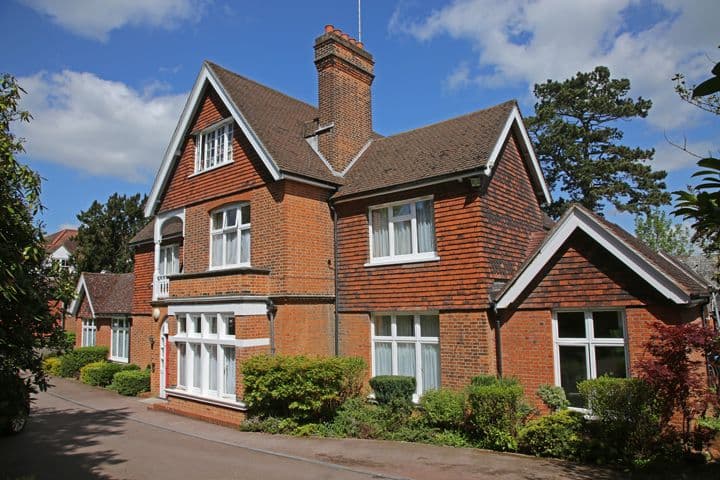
[157,88,271,214]
[335,131,545,311]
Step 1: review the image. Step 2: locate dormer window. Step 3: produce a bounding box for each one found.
[195,120,233,173]
[210,204,250,269]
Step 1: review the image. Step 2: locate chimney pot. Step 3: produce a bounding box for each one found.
[357,42,364,49]
[341,33,350,41]
[324,24,334,33]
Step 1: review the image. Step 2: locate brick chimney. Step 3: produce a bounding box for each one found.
[314,24,374,173]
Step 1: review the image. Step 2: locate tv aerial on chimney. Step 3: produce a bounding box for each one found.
[357,0,362,42]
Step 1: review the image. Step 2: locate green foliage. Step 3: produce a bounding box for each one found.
[428,430,473,448]
[242,355,366,422]
[63,332,76,352]
[536,384,570,412]
[634,209,694,257]
[369,375,416,405]
[80,361,139,387]
[518,410,584,459]
[465,377,526,451]
[109,368,150,396]
[326,397,390,439]
[578,376,664,465]
[72,192,148,273]
[526,65,669,218]
[674,157,720,257]
[419,388,466,429]
[697,416,720,432]
[57,346,109,378]
[0,74,71,394]
[42,356,62,376]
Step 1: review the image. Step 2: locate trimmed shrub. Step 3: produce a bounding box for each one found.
[57,346,109,378]
[242,355,366,422]
[110,369,150,396]
[80,361,139,387]
[419,388,466,429]
[327,397,391,439]
[369,375,415,405]
[43,356,62,376]
[466,376,525,451]
[537,384,569,411]
[518,410,584,459]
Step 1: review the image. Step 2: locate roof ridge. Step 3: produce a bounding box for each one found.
[372,99,517,144]
[205,60,318,113]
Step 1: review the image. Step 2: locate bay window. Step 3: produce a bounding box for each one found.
[174,313,237,401]
[210,204,250,269]
[553,309,627,407]
[81,319,96,347]
[372,313,440,398]
[369,197,436,265]
[195,120,233,173]
[110,318,130,362]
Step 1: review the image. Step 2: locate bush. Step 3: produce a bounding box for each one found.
[57,346,109,378]
[63,332,76,352]
[369,375,415,405]
[327,397,389,439]
[240,417,299,435]
[466,376,525,451]
[242,355,366,422]
[42,356,62,376]
[537,384,569,411]
[80,361,139,387]
[109,369,150,396]
[419,388,466,429]
[578,376,664,465]
[518,410,584,459]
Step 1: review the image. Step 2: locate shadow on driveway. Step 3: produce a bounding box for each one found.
[1,404,129,480]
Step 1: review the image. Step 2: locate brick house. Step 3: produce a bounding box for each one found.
[45,228,79,332]
[130,25,713,424]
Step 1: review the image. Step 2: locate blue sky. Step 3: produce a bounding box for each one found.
[1,0,717,233]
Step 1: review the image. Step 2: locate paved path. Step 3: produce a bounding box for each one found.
[0,378,687,479]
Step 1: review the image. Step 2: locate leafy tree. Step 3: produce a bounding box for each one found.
[0,74,70,393]
[634,209,693,257]
[72,193,148,273]
[527,66,670,218]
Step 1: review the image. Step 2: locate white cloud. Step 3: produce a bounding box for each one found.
[19,0,205,41]
[654,138,718,172]
[392,0,720,130]
[17,70,186,182]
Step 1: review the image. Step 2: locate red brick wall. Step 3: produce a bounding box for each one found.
[440,311,496,389]
[274,303,334,356]
[132,243,154,314]
[338,312,372,383]
[129,315,154,370]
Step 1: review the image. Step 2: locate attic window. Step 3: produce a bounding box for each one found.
[195,120,233,173]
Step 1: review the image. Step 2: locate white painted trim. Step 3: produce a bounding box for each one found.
[169,336,269,348]
[340,139,374,176]
[494,206,692,308]
[484,106,552,204]
[364,255,440,268]
[167,302,267,316]
[69,274,95,318]
[208,203,251,270]
[145,63,281,218]
[305,137,343,177]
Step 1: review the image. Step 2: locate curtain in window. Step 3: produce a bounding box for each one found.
[397,343,416,377]
[224,347,236,395]
[225,231,238,264]
[374,342,392,375]
[208,346,217,391]
[394,220,412,255]
[372,209,389,257]
[240,229,250,263]
[192,344,201,388]
[416,200,435,253]
[422,344,440,392]
[211,234,223,266]
[171,246,179,274]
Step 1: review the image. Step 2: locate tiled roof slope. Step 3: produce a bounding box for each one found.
[82,272,134,315]
[45,228,78,254]
[207,62,341,185]
[335,100,517,199]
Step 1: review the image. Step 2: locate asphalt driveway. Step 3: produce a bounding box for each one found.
[0,378,709,479]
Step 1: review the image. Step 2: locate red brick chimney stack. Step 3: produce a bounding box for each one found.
[314,24,374,173]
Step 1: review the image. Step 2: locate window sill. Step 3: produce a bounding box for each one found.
[209,263,251,272]
[169,336,270,348]
[109,357,129,364]
[167,266,270,280]
[187,160,234,178]
[364,255,440,268]
[165,388,246,410]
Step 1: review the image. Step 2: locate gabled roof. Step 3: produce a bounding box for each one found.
[333,102,551,202]
[493,205,711,309]
[68,272,134,317]
[45,229,78,255]
[145,61,340,217]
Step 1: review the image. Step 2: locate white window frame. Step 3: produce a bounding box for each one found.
[370,312,440,401]
[158,244,180,276]
[367,196,438,266]
[552,308,629,408]
[209,204,251,270]
[81,319,96,347]
[110,317,130,363]
[194,119,234,174]
[173,313,237,402]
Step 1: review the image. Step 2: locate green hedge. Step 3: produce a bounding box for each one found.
[466,376,525,451]
[536,384,569,412]
[242,355,366,422]
[419,388,466,429]
[369,375,415,405]
[110,369,150,396]
[57,346,109,378]
[80,361,139,387]
[518,409,584,459]
[42,356,62,376]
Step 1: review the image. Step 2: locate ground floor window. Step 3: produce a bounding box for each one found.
[553,309,627,407]
[371,313,440,397]
[173,313,236,401]
[81,319,96,347]
[110,318,130,362]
